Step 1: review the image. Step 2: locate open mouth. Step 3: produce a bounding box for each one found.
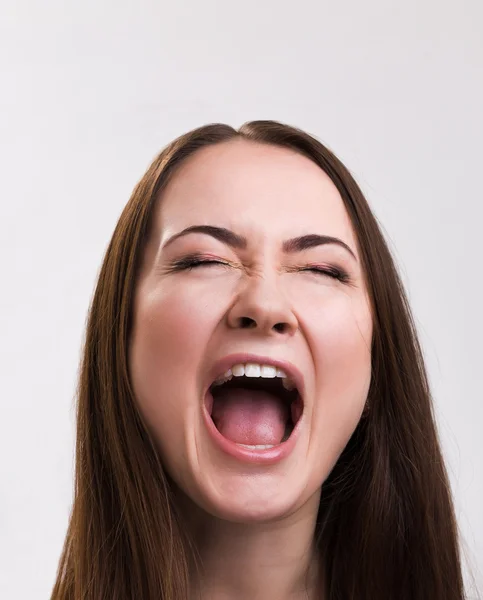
[205,372,304,449]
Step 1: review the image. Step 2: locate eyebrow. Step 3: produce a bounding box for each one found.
[162,224,358,262]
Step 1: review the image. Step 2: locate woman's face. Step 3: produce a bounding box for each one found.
[129,139,372,522]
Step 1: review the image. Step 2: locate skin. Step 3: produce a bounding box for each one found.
[129,139,373,599]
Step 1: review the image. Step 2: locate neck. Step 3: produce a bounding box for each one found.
[176,487,324,600]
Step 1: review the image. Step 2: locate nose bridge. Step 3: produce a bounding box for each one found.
[226,264,298,336]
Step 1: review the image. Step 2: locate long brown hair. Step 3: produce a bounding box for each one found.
[51,121,465,599]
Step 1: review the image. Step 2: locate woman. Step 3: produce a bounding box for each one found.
[51,120,465,599]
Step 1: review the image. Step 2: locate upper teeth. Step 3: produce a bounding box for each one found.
[212,363,296,391]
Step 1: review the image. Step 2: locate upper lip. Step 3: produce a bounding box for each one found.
[205,353,305,401]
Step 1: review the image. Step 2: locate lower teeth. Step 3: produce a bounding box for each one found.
[235,444,275,449]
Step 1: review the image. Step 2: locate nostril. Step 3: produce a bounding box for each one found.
[240,317,256,328]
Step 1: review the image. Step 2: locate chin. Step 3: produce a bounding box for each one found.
[193,475,308,524]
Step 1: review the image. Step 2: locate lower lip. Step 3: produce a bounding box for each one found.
[202,390,303,465]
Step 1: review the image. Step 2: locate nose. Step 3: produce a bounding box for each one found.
[226,270,299,338]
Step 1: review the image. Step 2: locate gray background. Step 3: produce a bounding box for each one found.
[0,0,481,597]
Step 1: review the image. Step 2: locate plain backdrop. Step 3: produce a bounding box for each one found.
[1,0,482,597]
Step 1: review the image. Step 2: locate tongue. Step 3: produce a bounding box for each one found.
[211,388,288,445]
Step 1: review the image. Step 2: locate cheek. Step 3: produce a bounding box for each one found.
[305,292,372,455]
[129,284,218,443]
[319,298,371,384]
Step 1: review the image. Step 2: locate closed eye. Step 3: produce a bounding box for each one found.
[170,256,351,283]
[170,257,229,271]
[299,266,349,282]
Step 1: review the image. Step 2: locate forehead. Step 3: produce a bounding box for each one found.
[156,139,356,249]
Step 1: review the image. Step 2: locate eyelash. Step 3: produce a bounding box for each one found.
[170,256,351,283]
